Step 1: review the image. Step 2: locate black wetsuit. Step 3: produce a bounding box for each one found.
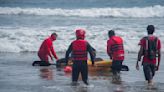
[65,42,94,84]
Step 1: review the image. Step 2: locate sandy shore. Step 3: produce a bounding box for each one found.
[0,52,164,92]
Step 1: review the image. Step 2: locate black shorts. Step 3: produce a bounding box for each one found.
[111,60,123,74]
[142,62,156,81]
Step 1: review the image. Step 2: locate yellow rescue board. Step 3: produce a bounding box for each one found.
[67,58,112,67]
[87,60,112,66]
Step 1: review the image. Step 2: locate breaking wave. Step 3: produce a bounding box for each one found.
[0,5,164,18]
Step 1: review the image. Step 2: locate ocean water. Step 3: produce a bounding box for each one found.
[0,0,164,53]
[0,1,164,92]
[0,53,164,92]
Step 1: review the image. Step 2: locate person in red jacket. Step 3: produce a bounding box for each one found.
[38,33,58,64]
[65,29,95,86]
[107,30,124,82]
[136,25,161,86]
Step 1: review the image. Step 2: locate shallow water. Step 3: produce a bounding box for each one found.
[0,52,164,92]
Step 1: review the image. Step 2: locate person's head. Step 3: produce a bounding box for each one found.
[50,33,57,41]
[147,25,155,35]
[75,29,86,39]
[108,30,115,38]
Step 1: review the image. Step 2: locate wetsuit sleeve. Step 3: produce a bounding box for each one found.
[51,46,58,60]
[65,43,73,65]
[87,42,95,65]
[107,40,112,59]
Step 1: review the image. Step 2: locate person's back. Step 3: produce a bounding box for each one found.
[140,35,160,64]
[136,25,161,86]
[65,29,95,86]
[38,37,52,57]
[72,39,88,61]
[107,35,124,61]
[107,30,125,83]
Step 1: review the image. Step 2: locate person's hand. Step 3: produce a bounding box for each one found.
[156,66,159,71]
[136,61,139,70]
[53,60,57,64]
[51,57,54,61]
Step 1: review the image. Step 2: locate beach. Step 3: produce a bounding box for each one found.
[0,0,164,92]
[0,52,164,92]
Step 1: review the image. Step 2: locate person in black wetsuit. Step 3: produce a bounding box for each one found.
[65,29,95,85]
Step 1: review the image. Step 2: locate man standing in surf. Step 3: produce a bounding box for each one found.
[136,25,161,86]
[38,33,58,64]
[107,30,125,83]
[65,29,95,86]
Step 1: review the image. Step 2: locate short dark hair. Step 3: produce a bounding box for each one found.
[147,25,155,34]
[108,30,115,37]
[51,33,57,37]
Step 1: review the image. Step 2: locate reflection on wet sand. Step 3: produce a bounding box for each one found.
[62,65,113,81]
[39,67,54,80]
[89,66,112,80]
[38,66,164,92]
[71,86,88,92]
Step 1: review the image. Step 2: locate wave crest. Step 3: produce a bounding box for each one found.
[0,5,164,17]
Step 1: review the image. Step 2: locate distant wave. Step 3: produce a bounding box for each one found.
[0,26,164,53]
[0,5,164,18]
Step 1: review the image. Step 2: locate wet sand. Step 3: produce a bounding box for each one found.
[0,52,164,92]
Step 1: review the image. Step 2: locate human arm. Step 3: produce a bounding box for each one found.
[156,39,161,71]
[45,38,58,61]
[136,38,145,70]
[107,40,112,59]
[65,43,72,65]
[87,43,95,66]
[48,48,53,60]
[50,46,58,60]
[45,40,53,61]
[136,46,144,70]
[156,49,161,71]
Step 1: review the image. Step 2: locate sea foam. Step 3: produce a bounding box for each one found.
[0,5,164,18]
[0,26,163,53]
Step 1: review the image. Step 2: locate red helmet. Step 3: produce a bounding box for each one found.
[76,29,86,39]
